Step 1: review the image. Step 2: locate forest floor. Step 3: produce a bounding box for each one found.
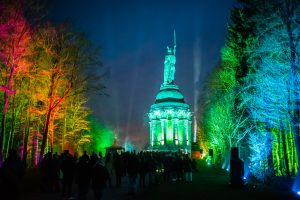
[140,161,298,200]
[5,161,299,200]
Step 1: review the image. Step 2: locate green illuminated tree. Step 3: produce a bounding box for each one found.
[200,1,255,165]
[202,65,252,166]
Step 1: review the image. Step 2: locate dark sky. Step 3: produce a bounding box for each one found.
[50,0,237,149]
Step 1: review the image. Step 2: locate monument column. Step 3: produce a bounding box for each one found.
[161,119,165,145]
[173,118,179,145]
[185,119,189,146]
[149,121,155,146]
[149,121,152,146]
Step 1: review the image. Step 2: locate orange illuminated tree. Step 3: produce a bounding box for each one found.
[0,1,106,166]
[32,24,103,162]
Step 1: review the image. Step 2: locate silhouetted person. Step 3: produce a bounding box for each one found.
[91,158,110,200]
[139,155,147,188]
[191,158,198,172]
[50,153,60,192]
[175,154,183,181]
[61,150,76,198]
[0,149,24,200]
[163,154,172,182]
[147,154,156,185]
[89,152,98,167]
[105,153,115,186]
[183,154,192,182]
[170,154,177,181]
[127,153,139,194]
[76,156,91,200]
[81,151,89,162]
[40,152,52,192]
[113,153,122,187]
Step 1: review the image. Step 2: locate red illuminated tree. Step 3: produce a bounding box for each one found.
[0,1,104,165]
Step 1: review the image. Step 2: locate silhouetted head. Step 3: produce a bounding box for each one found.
[64,150,69,155]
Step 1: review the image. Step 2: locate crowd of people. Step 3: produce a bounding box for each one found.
[0,149,198,200]
[0,149,24,200]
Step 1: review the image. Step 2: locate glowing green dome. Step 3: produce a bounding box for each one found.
[155,84,185,104]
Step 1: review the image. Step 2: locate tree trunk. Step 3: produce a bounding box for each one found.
[22,117,30,168]
[39,107,52,163]
[265,122,274,177]
[283,0,300,173]
[31,130,35,167]
[280,121,290,176]
[0,92,9,162]
[290,130,297,175]
[34,122,40,167]
[5,95,16,156]
[62,108,67,153]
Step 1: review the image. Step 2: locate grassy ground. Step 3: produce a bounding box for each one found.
[139,161,298,200]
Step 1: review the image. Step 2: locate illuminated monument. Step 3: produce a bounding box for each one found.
[148,32,192,153]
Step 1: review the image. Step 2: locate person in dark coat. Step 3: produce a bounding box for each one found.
[0,149,24,200]
[113,153,122,187]
[91,158,110,200]
[175,154,184,181]
[138,155,147,188]
[40,152,52,192]
[50,153,60,192]
[127,153,139,194]
[61,150,76,198]
[147,154,156,185]
[89,152,99,167]
[81,151,89,162]
[183,154,192,182]
[76,155,91,200]
[163,154,172,182]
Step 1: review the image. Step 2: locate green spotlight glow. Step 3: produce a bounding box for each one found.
[87,116,114,155]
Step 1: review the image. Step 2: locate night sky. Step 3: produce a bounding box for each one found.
[50,0,237,149]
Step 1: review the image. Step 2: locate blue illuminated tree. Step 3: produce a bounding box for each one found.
[241,0,300,178]
[201,0,300,181]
